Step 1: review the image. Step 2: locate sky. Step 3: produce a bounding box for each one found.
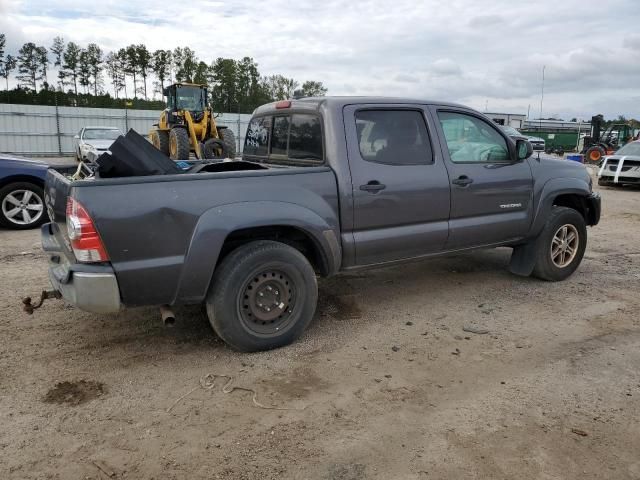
[1,0,639,120]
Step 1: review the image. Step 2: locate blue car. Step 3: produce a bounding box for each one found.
[0,155,73,230]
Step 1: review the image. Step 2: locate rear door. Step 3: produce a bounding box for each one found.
[344,104,451,265]
[430,108,534,249]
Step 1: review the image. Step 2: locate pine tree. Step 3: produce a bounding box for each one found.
[50,36,66,88]
[151,49,172,93]
[17,42,44,91]
[62,42,82,96]
[86,43,103,96]
[135,44,151,99]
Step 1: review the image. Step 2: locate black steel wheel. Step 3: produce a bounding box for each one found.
[239,269,297,335]
[206,240,318,352]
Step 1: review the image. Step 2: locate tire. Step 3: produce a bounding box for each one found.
[169,127,190,160]
[151,130,170,156]
[0,182,47,230]
[206,240,318,352]
[203,138,227,160]
[585,145,606,164]
[218,128,237,159]
[531,206,587,281]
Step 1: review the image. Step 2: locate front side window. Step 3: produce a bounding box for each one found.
[355,110,433,165]
[438,111,510,163]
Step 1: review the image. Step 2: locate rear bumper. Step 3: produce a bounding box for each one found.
[42,223,121,313]
[586,192,601,226]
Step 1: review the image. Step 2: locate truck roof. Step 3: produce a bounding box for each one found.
[252,96,467,115]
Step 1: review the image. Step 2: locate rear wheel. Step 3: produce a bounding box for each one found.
[206,240,318,352]
[218,128,237,159]
[203,138,227,160]
[531,207,587,281]
[169,128,190,160]
[0,182,47,230]
[151,130,170,156]
[585,145,606,164]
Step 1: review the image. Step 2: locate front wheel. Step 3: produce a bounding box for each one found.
[206,240,318,352]
[531,206,587,281]
[169,128,190,160]
[585,145,606,164]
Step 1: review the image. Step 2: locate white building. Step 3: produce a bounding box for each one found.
[485,112,527,129]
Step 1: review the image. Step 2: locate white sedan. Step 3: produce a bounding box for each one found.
[73,126,123,162]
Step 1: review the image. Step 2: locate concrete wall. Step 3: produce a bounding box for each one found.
[0,103,251,156]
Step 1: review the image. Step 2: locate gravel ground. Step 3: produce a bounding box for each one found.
[0,176,639,479]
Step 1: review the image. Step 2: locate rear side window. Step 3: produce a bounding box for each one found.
[244,116,272,157]
[355,110,433,165]
[243,113,323,165]
[289,115,323,161]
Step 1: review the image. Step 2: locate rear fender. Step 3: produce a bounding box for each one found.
[175,201,341,304]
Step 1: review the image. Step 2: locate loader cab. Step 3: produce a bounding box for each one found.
[164,83,208,115]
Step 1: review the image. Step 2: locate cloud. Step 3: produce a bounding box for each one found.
[430,59,462,77]
[0,0,639,119]
[468,14,503,28]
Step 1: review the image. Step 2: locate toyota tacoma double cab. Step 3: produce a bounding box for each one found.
[41,97,601,351]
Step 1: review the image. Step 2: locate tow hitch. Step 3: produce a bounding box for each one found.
[22,290,62,314]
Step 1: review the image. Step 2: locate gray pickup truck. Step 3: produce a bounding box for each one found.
[42,97,601,351]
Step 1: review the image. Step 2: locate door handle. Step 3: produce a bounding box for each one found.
[359,181,386,193]
[452,175,474,187]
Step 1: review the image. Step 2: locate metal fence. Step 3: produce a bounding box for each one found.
[0,103,252,156]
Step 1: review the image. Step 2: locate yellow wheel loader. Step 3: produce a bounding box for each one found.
[149,83,236,161]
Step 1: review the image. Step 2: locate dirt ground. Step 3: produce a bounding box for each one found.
[1,174,639,479]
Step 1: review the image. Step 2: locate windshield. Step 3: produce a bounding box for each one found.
[175,86,206,111]
[83,128,122,140]
[500,126,521,136]
[615,142,640,156]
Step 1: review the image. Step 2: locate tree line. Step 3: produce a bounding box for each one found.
[0,33,328,112]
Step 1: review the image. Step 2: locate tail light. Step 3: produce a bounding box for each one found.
[66,198,109,262]
[275,100,291,109]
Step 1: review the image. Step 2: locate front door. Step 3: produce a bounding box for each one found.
[430,108,534,249]
[344,105,451,265]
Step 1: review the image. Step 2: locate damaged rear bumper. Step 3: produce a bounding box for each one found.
[42,223,121,314]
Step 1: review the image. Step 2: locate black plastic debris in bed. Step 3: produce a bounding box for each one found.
[96,129,182,178]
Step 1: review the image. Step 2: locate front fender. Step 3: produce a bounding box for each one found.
[175,201,341,304]
[529,177,591,237]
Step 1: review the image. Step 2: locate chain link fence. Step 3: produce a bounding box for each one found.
[0,103,251,156]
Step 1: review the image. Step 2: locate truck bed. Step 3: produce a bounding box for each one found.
[45,165,340,307]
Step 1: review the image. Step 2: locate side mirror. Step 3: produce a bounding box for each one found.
[73,135,80,139]
[516,139,533,160]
